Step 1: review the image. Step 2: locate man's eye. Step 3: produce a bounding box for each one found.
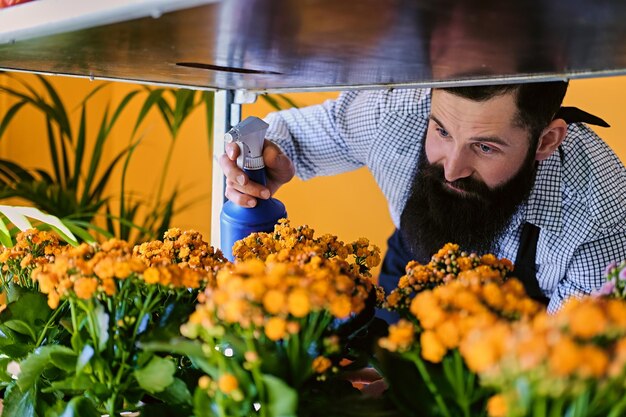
[477,143,493,154]
[436,127,449,138]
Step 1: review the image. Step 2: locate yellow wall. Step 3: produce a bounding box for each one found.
[1,75,625,274]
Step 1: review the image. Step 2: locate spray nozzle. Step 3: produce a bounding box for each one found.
[225,116,269,170]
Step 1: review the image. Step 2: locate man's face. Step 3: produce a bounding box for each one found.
[425,89,532,190]
[400,89,538,261]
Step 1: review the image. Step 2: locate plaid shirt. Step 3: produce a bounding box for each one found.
[265,88,626,312]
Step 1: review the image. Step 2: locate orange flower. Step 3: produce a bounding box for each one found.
[486,394,508,417]
[217,374,238,394]
[74,277,98,299]
[263,289,285,314]
[330,295,352,319]
[287,289,310,318]
[579,345,609,378]
[410,292,444,329]
[379,319,415,352]
[312,356,332,374]
[420,330,446,363]
[47,291,60,309]
[143,267,160,284]
[265,317,287,341]
[567,301,607,339]
[113,261,132,279]
[435,321,460,349]
[549,336,581,376]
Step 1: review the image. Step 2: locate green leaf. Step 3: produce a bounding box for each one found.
[140,339,207,361]
[0,205,32,230]
[69,105,87,190]
[0,213,13,247]
[134,356,176,394]
[150,377,193,406]
[10,206,78,245]
[76,344,94,374]
[132,88,166,137]
[2,382,37,417]
[36,75,73,140]
[59,396,100,417]
[49,347,77,372]
[262,374,298,417]
[6,291,52,329]
[17,345,74,391]
[93,303,109,353]
[193,386,218,417]
[0,100,27,140]
[61,220,96,244]
[42,373,93,393]
[3,320,36,342]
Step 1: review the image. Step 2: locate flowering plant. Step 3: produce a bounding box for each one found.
[175,220,385,417]
[474,297,626,417]
[592,260,626,299]
[378,244,542,417]
[0,228,228,417]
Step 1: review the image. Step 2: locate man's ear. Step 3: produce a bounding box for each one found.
[535,119,568,161]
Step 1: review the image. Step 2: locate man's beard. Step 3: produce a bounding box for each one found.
[400,145,537,263]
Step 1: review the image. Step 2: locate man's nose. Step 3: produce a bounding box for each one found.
[443,149,473,182]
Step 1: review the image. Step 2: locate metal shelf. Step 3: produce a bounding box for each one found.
[1,0,625,92]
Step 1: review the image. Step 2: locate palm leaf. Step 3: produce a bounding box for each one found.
[0,159,37,183]
[0,100,27,140]
[69,105,87,190]
[261,94,283,111]
[132,88,166,138]
[36,75,72,140]
[44,116,62,185]
[0,205,78,247]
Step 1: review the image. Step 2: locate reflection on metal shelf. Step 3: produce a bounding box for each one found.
[0,0,625,91]
[0,0,219,44]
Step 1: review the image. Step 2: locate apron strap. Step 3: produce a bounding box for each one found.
[555,106,610,127]
[513,222,549,305]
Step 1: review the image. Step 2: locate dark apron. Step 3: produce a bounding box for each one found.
[376,107,609,323]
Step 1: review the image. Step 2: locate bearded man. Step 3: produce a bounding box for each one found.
[220,83,626,320]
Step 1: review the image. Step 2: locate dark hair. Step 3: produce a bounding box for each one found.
[441,81,569,143]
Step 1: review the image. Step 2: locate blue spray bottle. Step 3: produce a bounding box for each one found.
[220,116,287,261]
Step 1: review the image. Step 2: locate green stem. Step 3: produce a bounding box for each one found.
[155,138,176,210]
[410,352,453,417]
[244,333,267,417]
[35,299,69,346]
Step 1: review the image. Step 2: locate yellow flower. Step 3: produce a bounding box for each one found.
[410,292,444,330]
[549,336,581,376]
[480,254,497,266]
[93,258,115,280]
[579,345,609,378]
[330,295,352,319]
[143,267,160,284]
[198,375,212,390]
[380,319,415,352]
[47,291,60,309]
[263,289,285,314]
[265,317,287,341]
[487,394,508,417]
[74,277,98,299]
[217,374,238,394]
[113,261,132,279]
[567,301,607,339]
[312,356,332,374]
[288,289,310,318]
[420,330,446,363]
[435,321,459,349]
[101,277,116,296]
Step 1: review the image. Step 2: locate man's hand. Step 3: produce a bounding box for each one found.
[219,139,295,207]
